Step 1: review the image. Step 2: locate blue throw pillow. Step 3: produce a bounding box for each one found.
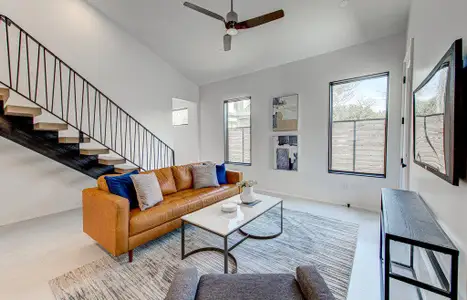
[105,170,139,209]
[216,163,227,185]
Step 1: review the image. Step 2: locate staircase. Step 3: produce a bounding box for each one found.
[0,15,174,179]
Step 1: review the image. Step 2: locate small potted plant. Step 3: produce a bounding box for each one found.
[236,180,258,204]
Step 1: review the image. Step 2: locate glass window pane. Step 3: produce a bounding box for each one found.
[225,98,251,164]
[173,108,188,126]
[330,74,388,176]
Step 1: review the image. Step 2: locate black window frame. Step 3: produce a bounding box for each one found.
[328,72,390,178]
[224,97,252,166]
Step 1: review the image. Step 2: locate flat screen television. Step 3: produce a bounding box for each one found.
[413,39,465,186]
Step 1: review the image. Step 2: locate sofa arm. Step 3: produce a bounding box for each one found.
[226,170,243,185]
[296,265,336,300]
[165,267,199,300]
[82,187,129,256]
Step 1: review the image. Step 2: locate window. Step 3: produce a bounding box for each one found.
[172,108,188,126]
[329,72,389,177]
[224,97,251,165]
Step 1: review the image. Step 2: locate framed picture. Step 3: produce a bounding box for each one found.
[273,94,299,131]
[273,135,298,171]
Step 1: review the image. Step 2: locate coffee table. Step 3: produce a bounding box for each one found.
[181,193,283,274]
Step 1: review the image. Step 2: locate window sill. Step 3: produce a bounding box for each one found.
[226,162,251,167]
[328,170,386,179]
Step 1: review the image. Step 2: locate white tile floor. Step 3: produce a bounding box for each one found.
[0,195,414,300]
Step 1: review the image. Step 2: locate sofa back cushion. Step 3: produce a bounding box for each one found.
[171,165,193,191]
[142,167,177,196]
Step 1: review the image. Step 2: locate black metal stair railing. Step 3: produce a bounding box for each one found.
[0,15,174,171]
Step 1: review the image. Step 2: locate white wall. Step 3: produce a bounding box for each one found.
[200,34,406,211]
[0,0,199,225]
[408,0,467,297]
[172,98,200,165]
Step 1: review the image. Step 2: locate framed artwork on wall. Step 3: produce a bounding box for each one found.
[273,135,298,171]
[272,94,299,131]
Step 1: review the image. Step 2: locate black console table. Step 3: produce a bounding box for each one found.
[380,188,459,300]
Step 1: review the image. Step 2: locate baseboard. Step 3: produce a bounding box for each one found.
[255,188,379,213]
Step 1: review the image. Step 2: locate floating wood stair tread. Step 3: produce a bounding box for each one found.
[0,88,9,101]
[34,122,68,131]
[99,157,126,166]
[5,105,42,117]
[80,148,109,156]
[58,137,91,144]
[114,165,140,174]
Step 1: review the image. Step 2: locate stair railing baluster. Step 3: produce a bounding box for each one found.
[149,135,153,170]
[66,69,71,121]
[43,47,49,110]
[137,125,141,166]
[15,30,22,91]
[50,57,57,113]
[158,141,162,169]
[92,90,97,137]
[119,109,123,155]
[59,62,64,118]
[4,17,12,87]
[109,102,113,150]
[86,83,91,135]
[73,73,78,127]
[98,93,103,141]
[104,96,109,145]
[132,122,137,163]
[80,79,84,130]
[34,44,40,102]
[124,114,129,158]
[25,35,31,99]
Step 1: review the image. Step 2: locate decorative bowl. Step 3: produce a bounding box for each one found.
[221,202,238,213]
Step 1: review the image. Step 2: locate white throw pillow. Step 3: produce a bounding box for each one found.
[130,173,163,211]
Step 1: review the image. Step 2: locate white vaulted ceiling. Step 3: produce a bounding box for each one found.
[87,0,410,85]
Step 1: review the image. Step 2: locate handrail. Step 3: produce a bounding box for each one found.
[0,15,175,171]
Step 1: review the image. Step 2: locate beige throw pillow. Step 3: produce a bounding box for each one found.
[130,173,163,211]
[192,163,220,189]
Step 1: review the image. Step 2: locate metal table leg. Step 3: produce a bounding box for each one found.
[239,201,283,239]
[181,220,185,259]
[224,236,228,274]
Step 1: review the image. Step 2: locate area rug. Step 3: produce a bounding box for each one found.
[49,208,359,300]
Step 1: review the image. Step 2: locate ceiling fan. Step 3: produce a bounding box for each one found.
[183,0,285,51]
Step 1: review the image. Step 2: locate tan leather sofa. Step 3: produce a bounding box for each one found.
[82,164,243,262]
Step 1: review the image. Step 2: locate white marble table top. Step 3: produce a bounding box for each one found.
[182,193,282,236]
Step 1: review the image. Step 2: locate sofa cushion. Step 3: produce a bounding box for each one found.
[129,184,238,236]
[142,167,177,196]
[192,163,219,189]
[175,185,239,208]
[196,274,304,300]
[131,173,164,211]
[171,164,193,191]
[216,163,227,185]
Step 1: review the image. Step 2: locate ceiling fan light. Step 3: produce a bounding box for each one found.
[226,28,238,36]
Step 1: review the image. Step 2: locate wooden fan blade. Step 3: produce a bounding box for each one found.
[224,34,232,51]
[183,2,225,22]
[235,9,285,29]
[235,10,284,29]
